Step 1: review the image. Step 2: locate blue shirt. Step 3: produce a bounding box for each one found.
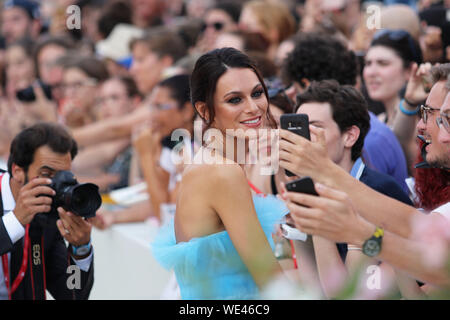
[362,112,409,195]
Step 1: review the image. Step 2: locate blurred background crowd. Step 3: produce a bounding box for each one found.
[0,0,449,299]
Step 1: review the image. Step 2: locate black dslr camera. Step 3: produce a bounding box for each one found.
[47,170,101,219]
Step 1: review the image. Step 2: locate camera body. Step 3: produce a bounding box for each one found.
[47,170,101,219]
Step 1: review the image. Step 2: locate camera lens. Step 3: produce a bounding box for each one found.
[69,183,101,218]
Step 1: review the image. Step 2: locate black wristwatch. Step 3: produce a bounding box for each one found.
[362,227,384,257]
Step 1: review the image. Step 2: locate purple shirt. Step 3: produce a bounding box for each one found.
[362,112,409,194]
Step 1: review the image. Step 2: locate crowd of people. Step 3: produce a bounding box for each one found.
[0,0,449,300]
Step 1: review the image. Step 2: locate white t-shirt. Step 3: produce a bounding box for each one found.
[433,202,450,220]
[0,159,6,171]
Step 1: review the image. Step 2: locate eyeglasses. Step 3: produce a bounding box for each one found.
[436,113,450,133]
[62,78,98,92]
[201,21,224,32]
[419,104,440,124]
[372,29,421,64]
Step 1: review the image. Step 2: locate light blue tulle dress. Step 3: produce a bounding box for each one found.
[151,194,289,300]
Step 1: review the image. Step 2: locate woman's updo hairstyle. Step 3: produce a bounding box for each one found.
[369,29,423,67]
[190,47,276,129]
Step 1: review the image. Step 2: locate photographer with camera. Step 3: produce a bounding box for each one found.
[0,122,98,300]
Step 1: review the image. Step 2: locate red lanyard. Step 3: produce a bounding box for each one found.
[247,180,298,269]
[0,174,31,300]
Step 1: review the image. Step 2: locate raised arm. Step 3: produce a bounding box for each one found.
[392,63,431,170]
[72,106,150,148]
[285,183,450,287]
[279,126,417,238]
[72,139,130,174]
[132,127,169,221]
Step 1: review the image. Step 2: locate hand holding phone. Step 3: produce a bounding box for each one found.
[285,176,318,196]
[281,176,318,241]
[280,113,310,176]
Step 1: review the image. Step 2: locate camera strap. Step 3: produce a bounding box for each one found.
[0,173,31,300]
[27,219,47,300]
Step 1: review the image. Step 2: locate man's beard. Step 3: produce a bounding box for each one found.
[426,152,450,170]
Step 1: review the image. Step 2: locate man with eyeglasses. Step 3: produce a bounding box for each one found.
[416,69,450,171]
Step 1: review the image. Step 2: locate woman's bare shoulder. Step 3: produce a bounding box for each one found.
[183,161,245,182]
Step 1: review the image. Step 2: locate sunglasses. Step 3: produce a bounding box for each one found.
[372,29,421,64]
[419,104,441,124]
[201,21,224,32]
[436,113,450,133]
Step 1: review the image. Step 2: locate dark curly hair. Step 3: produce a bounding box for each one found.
[281,33,358,88]
[296,80,370,161]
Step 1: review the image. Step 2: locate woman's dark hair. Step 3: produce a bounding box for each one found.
[369,29,423,67]
[247,51,277,78]
[190,47,276,129]
[33,35,74,78]
[265,76,293,113]
[211,1,242,23]
[64,56,109,82]
[7,122,78,175]
[296,80,371,161]
[109,75,141,99]
[270,93,293,114]
[97,1,132,39]
[158,74,191,109]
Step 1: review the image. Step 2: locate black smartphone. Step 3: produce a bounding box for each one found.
[285,176,318,196]
[280,113,310,176]
[16,80,53,102]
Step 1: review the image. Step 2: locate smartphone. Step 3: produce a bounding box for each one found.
[285,176,318,196]
[281,176,318,240]
[16,80,53,102]
[280,113,310,176]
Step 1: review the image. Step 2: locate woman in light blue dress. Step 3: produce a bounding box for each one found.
[152,47,289,299]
